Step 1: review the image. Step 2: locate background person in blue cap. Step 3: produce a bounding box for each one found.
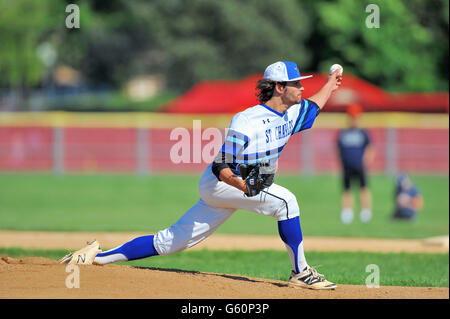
[392,173,424,221]
[337,104,375,224]
[59,61,342,290]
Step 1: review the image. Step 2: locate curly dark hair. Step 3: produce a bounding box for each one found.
[255,79,286,103]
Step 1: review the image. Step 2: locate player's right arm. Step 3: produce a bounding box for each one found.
[211,113,250,193]
[217,167,248,193]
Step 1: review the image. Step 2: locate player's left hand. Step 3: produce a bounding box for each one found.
[327,69,343,92]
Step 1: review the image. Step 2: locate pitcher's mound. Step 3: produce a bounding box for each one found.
[0,256,447,299]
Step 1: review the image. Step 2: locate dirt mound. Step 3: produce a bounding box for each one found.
[1,255,58,265]
[1,232,448,299]
[0,256,447,299]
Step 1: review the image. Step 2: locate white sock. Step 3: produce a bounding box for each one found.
[94,253,128,265]
[93,244,129,265]
[341,208,354,224]
[284,241,308,274]
[296,242,308,273]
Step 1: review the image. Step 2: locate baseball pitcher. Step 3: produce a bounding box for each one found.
[59,61,343,290]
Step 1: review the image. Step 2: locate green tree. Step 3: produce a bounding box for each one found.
[1,0,447,112]
[122,0,313,91]
[312,0,448,92]
[0,0,65,105]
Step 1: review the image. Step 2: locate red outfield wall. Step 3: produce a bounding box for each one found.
[165,73,449,114]
[0,126,448,174]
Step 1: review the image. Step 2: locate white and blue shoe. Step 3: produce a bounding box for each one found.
[289,266,337,290]
[58,240,102,265]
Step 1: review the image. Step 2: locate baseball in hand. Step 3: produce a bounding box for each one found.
[330,64,343,76]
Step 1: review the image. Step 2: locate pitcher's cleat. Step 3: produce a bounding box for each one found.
[288,266,337,290]
[58,240,102,265]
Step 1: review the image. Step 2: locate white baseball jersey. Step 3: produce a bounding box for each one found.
[221,100,320,173]
[153,100,320,256]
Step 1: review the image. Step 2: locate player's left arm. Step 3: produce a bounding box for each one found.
[413,195,424,210]
[307,69,342,110]
[291,99,321,134]
[363,131,375,166]
[363,145,375,166]
[411,187,424,210]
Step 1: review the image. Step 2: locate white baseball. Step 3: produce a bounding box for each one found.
[330,64,343,76]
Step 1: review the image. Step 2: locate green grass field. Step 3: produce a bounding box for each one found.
[1,173,448,288]
[0,247,447,287]
[0,173,448,238]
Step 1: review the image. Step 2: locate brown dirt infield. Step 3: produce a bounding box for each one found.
[0,230,448,253]
[0,231,448,299]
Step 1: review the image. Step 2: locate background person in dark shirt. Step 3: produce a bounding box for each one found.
[337,104,374,224]
[392,173,423,221]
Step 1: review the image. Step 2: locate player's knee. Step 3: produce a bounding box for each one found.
[153,227,184,256]
[275,191,300,221]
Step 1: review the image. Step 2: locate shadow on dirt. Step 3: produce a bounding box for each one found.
[132,266,288,288]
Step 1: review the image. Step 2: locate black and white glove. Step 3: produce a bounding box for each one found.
[239,161,276,197]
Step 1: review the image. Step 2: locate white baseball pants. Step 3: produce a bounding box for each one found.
[153,164,300,255]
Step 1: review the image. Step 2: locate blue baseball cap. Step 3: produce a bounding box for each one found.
[263,61,313,82]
